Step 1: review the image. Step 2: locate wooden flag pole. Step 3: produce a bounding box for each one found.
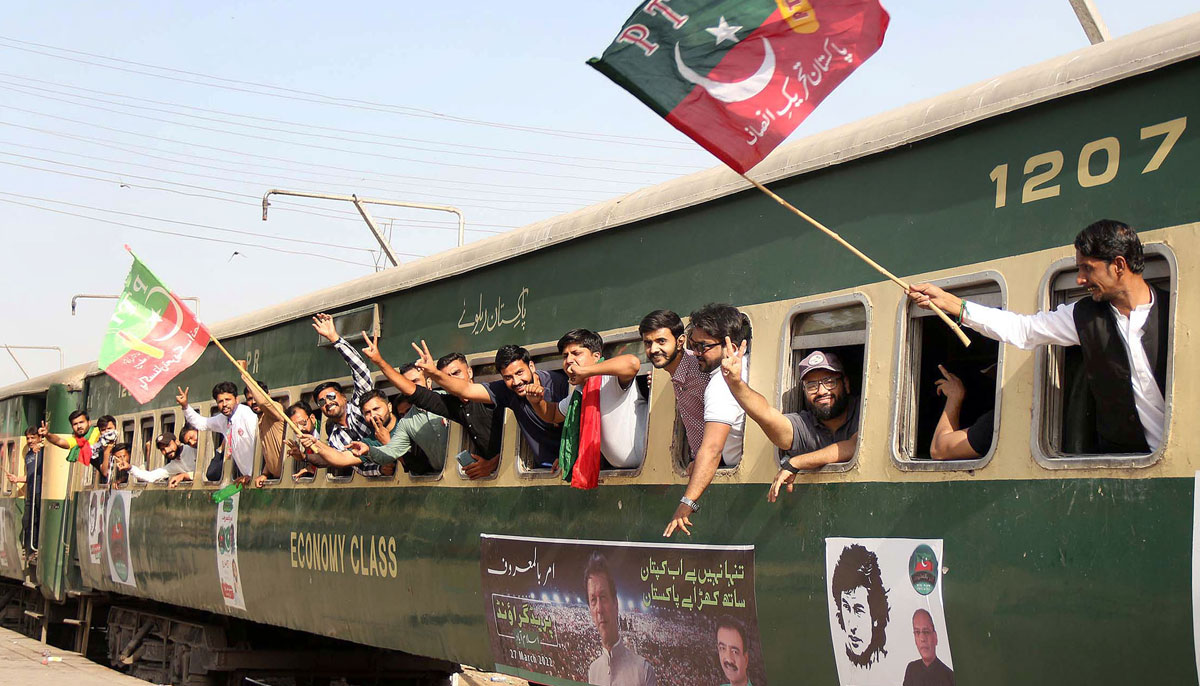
[741,173,971,347]
[209,336,307,437]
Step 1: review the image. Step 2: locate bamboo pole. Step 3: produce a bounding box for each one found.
[741,173,971,347]
[209,336,306,437]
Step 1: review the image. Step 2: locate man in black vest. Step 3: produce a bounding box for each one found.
[909,220,1167,453]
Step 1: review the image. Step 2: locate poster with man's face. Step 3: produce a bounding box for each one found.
[480,534,766,686]
[824,538,954,686]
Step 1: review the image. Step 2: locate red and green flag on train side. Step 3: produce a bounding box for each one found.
[589,0,889,173]
[98,247,210,404]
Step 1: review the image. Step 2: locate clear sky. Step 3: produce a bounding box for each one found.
[0,1,1195,388]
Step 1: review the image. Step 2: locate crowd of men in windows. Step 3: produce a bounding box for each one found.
[5,219,1171,555]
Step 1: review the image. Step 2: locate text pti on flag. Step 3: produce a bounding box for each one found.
[590,0,889,173]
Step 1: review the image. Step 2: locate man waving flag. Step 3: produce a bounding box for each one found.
[589,0,889,173]
[99,246,210,404]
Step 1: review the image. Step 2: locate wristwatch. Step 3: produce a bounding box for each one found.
[780,458,801,474]
[680,496,700,512]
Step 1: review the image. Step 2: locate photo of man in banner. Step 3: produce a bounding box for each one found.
[480,535,766,686]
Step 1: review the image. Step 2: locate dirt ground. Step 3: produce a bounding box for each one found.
[455,666,530,685]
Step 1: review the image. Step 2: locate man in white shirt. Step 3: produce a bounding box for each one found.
[909,219,1167,454]
[664,303,750,537]
[527,329,648,469]
[176,381,258,482]
[130,430,197,485]
[585,551,657,686]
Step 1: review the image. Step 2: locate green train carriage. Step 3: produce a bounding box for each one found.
[2,13,1200,685]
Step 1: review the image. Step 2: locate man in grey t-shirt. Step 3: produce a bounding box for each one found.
[720,343,860,503]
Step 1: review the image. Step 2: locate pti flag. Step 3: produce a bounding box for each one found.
[589,0,889,173]
[99,247,210,404]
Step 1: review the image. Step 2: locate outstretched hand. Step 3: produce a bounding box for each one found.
[663,502,695,537]
[348,441,370,457]
[312,313,339,342]
[720,336,747,384]
[361,331,384,365]
[767,468,797,503]
[175,386,189,409]
[411,340,437,375]
[37,420,48,438]
[934,364,966,403]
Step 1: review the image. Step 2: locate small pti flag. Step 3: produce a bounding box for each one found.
[589,0,889,172]
[99,247,210,404]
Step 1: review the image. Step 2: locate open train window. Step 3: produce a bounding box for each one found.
[315,304,380,348]
[780,295,869,474]
[138,416,155,469]
[450,358,502,481]
[121,419,136,448]
[203,406,226,484]
[594,332,651,478]
[1,442,9,496]
[669,323,751,477]
[893,274,1003,471]
[1032,245,1175,469]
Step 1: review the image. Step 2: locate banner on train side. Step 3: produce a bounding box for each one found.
[824,537,954,686]
[86,491,104,564]
[0,506,17,572]
[106,490,136,587]
[215,491,246,611]
[479,534,766,686]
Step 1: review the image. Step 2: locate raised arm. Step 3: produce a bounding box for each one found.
[38,420,70,450]
[412,340,492,404]
[569,354,641,387]
[720,338,793,450]
[360,332,419,397]
[177,386,229,432]
[929,366,982,460]
[909,284,1079,350]
[298,434,362,468]
[767,434,857,502]
[314,313,374,401]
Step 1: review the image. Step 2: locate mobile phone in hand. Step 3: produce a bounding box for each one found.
[455,450,475,468]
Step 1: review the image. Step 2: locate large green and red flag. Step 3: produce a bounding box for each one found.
[589,0,889,173]
[98,247,210,404]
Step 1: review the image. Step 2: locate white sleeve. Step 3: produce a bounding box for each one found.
[184,405,229,432]
[557,386,578,416]
[129,465,170,483]
[962,300,1080,350]
[704,370,746,426]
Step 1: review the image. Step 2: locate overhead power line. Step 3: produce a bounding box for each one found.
[0,71,706,172]
[0,35,698,150]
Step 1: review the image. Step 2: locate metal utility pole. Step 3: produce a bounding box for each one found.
[261,190,467,268]
[72,294,200,316]
[1,345,65,380]
[1069,0,1111,44]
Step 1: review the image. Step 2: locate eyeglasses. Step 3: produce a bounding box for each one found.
[686,339,722,354]
[316,392,339,407]
[801,375,843,393]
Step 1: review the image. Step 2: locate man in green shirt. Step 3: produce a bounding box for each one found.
[348,388,448,476]
[716,616,753,686]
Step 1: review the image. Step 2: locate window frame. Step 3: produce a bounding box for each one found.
[778,293,872,475]
[450,355,502,483]
[513,346,562,481]
[315,304,381,348]
[889,271,1006,472]
[593,328,652,481]
[1030,243,1176,470]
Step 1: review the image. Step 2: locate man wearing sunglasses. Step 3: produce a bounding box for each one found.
[721,344,859,504]
[309,313,381,476]
[663,303,752,537]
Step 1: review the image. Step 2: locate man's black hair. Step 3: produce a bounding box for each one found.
[24,425,37,437]
[312,380,344,398]
[359,389,391,411]
[243,379,269,397]
[155,431,177,449]
[558,328,603,354]
[178,425,199,440]
[436,352,467,370]
[583,551,617,601]
[831,544,890,667]
[212,381,238,400]
[495,344,531,372]
[286,402,313,419]
[689,303,752,346]
[397,362,418,375]
[716,615,749,651]
[110,442,131,456]
[638,309,684,338]
[68,409,89,423]
[1075,219,1145,273]
[97,414,116,429]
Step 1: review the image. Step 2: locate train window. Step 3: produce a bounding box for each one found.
[138,416,155,469]
[254,393,291,486]
[1,442,9,495]
[203,406,226,484]
[595,333,650,477]
[121,419,136,448]
[893,274,1003,471]
[315,304,380,348]
[780,296,869,474]
[1032,245,1175,468]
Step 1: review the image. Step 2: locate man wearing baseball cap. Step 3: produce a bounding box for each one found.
[720,341,860,503]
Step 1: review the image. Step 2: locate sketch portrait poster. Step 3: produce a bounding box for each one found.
[87,490,104,564]
[480,534,765,686]
[825,538,953,686]
[105,489,136,587]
